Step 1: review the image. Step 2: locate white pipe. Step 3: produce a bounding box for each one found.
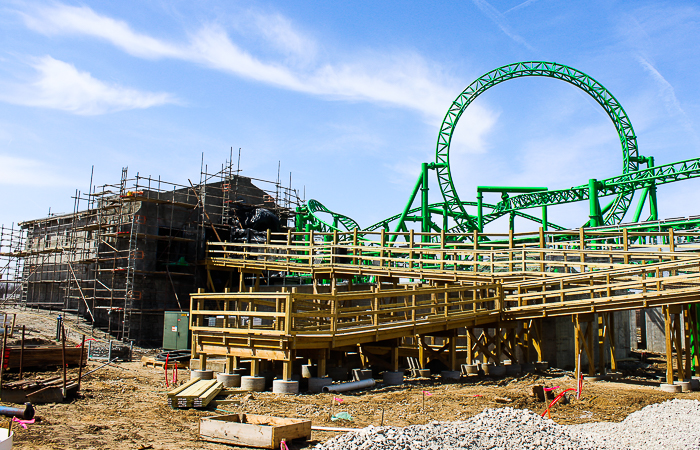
[322,378,376,393]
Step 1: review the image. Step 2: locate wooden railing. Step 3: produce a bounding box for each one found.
[191,283,502,348]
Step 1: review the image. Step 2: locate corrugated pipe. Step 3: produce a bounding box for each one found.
[322,378,376,393]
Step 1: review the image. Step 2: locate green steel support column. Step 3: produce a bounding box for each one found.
[477,192,484,232]
[649,184,658,220]
[648,157,658,221]
[542,205,548,231]
[421,162,430,240]
[390,171,425,242]
[443,205,449,233]
[632,187,649,223]
[588,179,603,227]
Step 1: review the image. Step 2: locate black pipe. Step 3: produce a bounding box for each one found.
[0,403,34,420]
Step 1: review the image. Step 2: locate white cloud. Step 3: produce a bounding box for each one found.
[637,56,696,136]
[0,154,75,186]
[16,2,496,147]
[470,0,535,51]
[0,56,178,115]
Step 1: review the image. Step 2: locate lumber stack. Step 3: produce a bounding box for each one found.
[166,378,224,409]
[6,346,87,369]
[141,356,187,369]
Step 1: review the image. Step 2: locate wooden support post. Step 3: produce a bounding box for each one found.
[587,319,595,376]
[283,360,293,381]
[418,336,427,368]
[598,314,606,376]
[466,329,473,365]
[684,306,692,380]
[674,311,684,381]
[664,305,674,384]
[691,305,700,377]
[532,320,543,362]
[318,353,327,378]
[495,326,502,365]
[449,332,458,371]
[391,344,400,372]
[251,358,260,377]
[574,315,581,378]
[608,313,617,372]
[199,352,207,371]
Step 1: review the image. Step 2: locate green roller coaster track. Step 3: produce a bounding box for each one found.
[296,61,700,240]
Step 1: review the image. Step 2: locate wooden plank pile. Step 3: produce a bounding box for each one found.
[6,346,86,369]
[3,376,78,403]
[166,378,224,409]
[141,356,187,369]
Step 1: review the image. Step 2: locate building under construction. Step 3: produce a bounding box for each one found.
[0,159,301,345]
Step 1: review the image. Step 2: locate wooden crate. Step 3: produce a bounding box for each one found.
[199,414,311,449]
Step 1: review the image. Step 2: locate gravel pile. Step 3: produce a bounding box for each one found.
[316,400,700,450]
[570,398,700,449]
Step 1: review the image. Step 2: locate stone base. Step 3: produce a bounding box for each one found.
[489,365,506,378]
[383,371,404,386]
[240,376,266,392]
[191,369,214,380]
[216,372,241,387]
[533,361,549,371]
[660,383,682,393]
[462,364,479,375]
[440,370,461,383]
[272,380,299,394]
[308,376,333,393]
[583,376,603,382]
[675,381,691,392]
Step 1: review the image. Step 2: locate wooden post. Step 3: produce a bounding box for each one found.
[574,315,581,378]
[391,343,399,372]
[608,313,617,372]
[587,319,595,376]
[466,330,473,365]
[684,306,693,380]
[78,334,86,391]
[283,359,293,381]
[0,325,6,400]
[61,323,67,398]
[664,305,674,384]
[318,351,327,378]
[598,314,606,376]
[674,311,684,381]
[539,227,545,273]
[495,326,502,365]
[251,358,260,377]
[449,333,458,371]
[19,325,25,380]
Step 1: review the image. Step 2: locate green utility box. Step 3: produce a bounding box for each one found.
[163,311,190,350]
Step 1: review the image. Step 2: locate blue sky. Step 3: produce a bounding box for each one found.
[1,0,699,233]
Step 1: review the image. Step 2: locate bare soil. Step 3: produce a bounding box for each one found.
[2,309,697,450]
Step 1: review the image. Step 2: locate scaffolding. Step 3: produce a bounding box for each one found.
[1,156,302,345]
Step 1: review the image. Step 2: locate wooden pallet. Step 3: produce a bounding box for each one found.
[141,356,187,369]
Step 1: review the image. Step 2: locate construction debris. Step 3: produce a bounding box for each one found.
[199,413,311,449]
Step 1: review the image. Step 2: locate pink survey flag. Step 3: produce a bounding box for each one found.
[422,390,432,396]
[334,397,343,402]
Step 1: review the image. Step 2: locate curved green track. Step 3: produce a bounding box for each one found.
[297,61,700,237]
[436,61,638,232]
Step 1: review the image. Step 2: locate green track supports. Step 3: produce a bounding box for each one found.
[296,62,700,238]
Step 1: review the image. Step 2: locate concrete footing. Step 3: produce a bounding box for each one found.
[441,370,461,382]
[383,371,404,386]
[675,381,692,392]
[216,372,241,387]
[505,364,521,376]
[301,365,317,378]
[308,376,333,393]
[690,378,700,391]
[272,380,299,394]
[462,364,479,375]
[660,383,683,393]
[191,369,214,380]
[489,365,506,377]
[240,376,266,392]
[534,361,549,371]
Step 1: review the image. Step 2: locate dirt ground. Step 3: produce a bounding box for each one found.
[3,309,698,450]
